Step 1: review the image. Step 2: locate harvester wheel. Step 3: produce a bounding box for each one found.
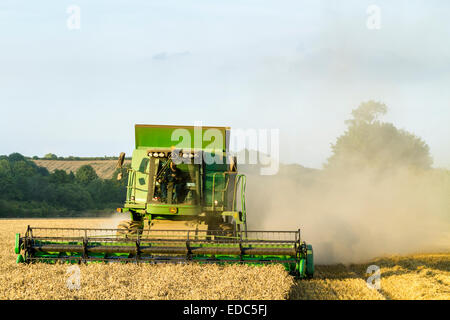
[129,222,143,235]
[306,244,314,278]
[116,220,143,237]
[116,220,130,236]
[218,223,235,237]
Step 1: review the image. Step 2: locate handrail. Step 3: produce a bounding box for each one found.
[211,172,231,211]
[232,174,247,234]
[126,168,139,202]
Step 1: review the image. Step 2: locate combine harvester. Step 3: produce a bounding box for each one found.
[15,124,314,278]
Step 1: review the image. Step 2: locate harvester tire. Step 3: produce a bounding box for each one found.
[116,220,130,236]
[218,223,235,237]
[116,220,143,237]
[306,244,314,278]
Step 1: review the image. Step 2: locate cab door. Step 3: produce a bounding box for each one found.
[128,149,150,204]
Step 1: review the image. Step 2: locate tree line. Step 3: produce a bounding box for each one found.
[0,153,129,217]
[31,153,131,161]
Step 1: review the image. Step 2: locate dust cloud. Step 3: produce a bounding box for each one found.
[243,165,450,264]
[98,213,129,229]
[99,159,450,265]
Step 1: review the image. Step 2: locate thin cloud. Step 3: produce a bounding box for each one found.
[152,51,191,60]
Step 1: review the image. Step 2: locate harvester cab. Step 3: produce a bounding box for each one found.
[115,124,247,235]
[14,124,314,279]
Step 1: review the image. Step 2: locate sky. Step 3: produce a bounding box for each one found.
[0,0,449,169]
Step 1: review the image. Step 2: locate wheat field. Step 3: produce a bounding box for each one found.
[32,160,131,179]
[1,218,448,300]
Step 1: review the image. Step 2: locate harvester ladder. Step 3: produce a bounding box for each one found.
[211,172,247,233]
[211,172,231,211]
[232,174,247,233]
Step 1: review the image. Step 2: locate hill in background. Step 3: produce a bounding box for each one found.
[33,159,131,179]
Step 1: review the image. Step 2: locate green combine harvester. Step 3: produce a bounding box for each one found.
[15,124,314,278]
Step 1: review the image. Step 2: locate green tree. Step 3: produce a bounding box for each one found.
[44,153,58,160]
[50,169,72,184]
[344,100,387,127]
[326,100,433,170]
[0,154,127,217]
[51,184,93,211]
[9,153,27,162]
[0,159,14,199]
[75,165,98,185]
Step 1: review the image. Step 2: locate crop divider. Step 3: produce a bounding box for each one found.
[82,230,88,263]
[186,231,192,261]
[135,235,141,263]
